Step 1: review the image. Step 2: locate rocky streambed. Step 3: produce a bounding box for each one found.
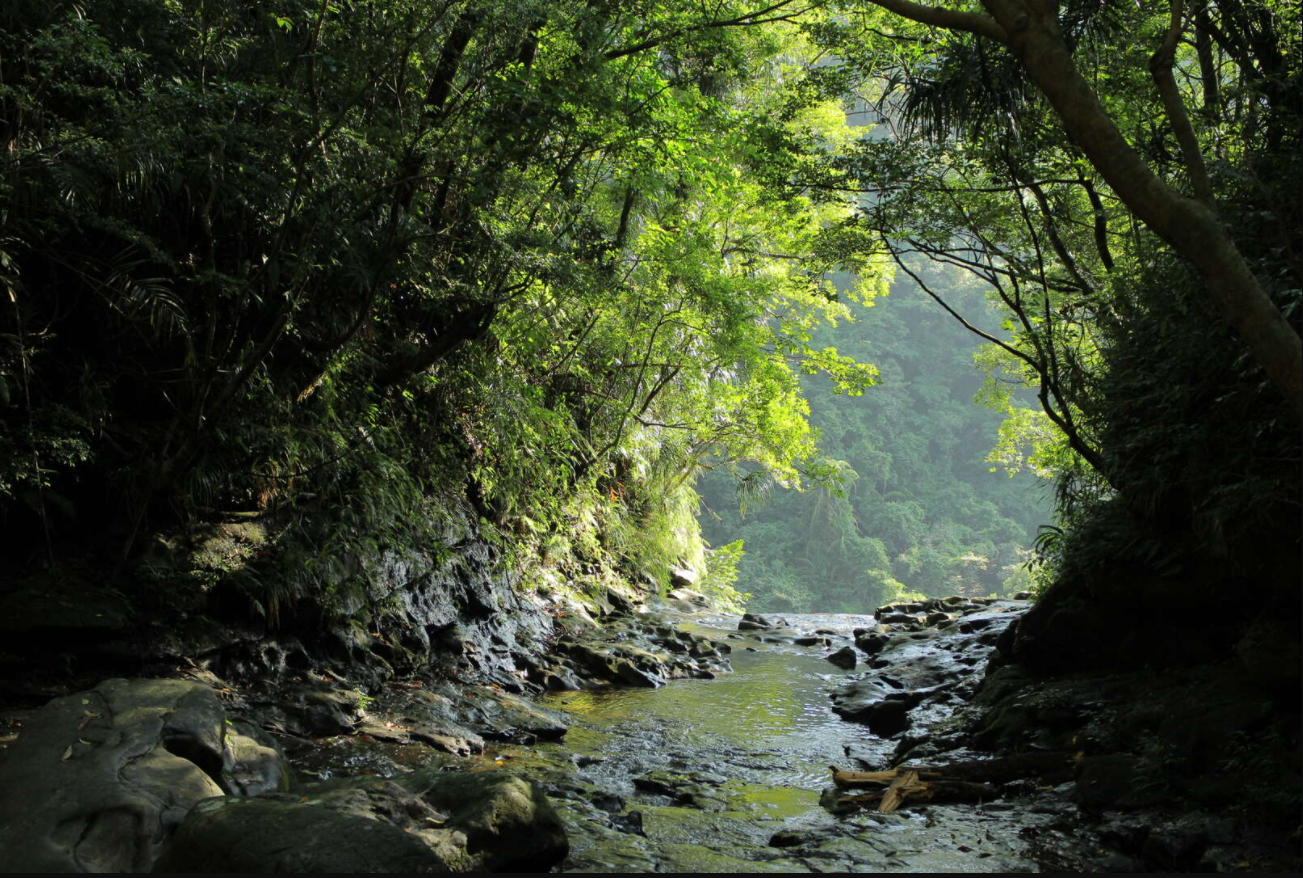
[1,591,1297,872]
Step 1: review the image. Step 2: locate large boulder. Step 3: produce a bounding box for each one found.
[829,678,922,736]
[0,678,285,872]
[153,770,568,873]
[825,646,858,669]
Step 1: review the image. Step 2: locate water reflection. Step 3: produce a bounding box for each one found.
[545,614,886,789]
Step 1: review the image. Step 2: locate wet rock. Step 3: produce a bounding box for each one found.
[632,770,694,801]
[153,769,568,873]
[826,646,858,669]
[737,612,788,631]
[631,769,723,808]
[153,794,445,873]
[609,810,646,836]
[611,657,664,688]
[859,699,912,736]
[0,679,231,872]
[541,667,584,692]
[265,683,364,737]
[223,720,292,797]
[794,635,830,647]
[854,632,890,655]
[876,600,926,616]
[588,790,624,812]
[666,587,707,607]
[350,710,485,757]
[1075,754,1168,808]
[768,829,806,848]
[555,619,730,688]
[387,684,566,745]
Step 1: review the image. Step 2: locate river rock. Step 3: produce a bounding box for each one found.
[826,646,858,669]
[737,613,788,631]
[553,618,730,688]
[417,683,568,743]
[855,632,890,655]
[769,829,806,847]
[876,600,926,616]
[0,678,281,872]
[263,683,365,737]
[152,769,568,872]
[666,587,709,606]
[223,720,292,796]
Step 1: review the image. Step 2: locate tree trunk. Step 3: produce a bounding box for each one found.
[979,0,1302,425]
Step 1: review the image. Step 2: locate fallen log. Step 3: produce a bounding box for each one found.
[828,758,1059,813]
[831,766,941,789]
[879,769,921,812]
[830,751,1074,791]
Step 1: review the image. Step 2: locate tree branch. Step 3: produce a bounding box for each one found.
[865,0,1007,42]
[1148,0,1214,204]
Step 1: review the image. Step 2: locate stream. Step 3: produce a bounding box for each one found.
[475,604,1080,873]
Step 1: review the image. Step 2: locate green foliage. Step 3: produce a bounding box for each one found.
[0,0,886,617]
[699,266,1050,612]
[697,539,749,613]
[809,0,1301,593]
[5,0,1294,627]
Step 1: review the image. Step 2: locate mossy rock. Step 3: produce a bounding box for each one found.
[153,769,567,873]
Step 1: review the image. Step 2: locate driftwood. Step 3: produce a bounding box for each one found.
[826,752,1075,813]
[832,751,1074,791]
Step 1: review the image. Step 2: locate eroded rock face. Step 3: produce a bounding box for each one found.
[153,770,568,873]
[829,602,1025,744]
[0,678,286,872]
[549,616,731,689]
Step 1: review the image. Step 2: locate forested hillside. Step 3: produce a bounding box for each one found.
[698,263,1050,613]
[1,0,1297,642]
[1,1,1299,872]
[0,0,884,618]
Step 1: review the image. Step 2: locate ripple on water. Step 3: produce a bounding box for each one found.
[546,617,887,789]
[532,611,1046,873]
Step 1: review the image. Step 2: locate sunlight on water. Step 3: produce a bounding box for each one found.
[545,614,886,789]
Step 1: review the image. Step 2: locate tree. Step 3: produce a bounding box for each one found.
[843,0,1301,424]
[0,0,890,611]
[790,0,1299,601]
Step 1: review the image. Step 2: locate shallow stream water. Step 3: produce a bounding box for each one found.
[479,606,1074,873]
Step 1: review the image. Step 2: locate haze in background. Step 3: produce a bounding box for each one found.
[696,263,1050,613]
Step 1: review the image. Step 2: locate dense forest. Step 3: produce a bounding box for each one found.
[1,0,1299,873]
[1,0,1298,649]
[698,262,1050,613]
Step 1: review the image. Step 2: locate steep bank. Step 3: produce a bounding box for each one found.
[0,510,732,872]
